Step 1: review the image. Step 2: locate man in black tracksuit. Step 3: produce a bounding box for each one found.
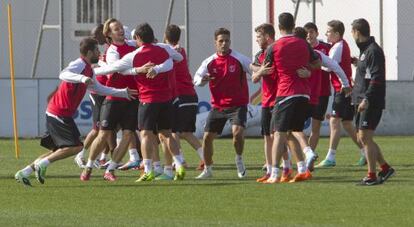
[351,18,395,186]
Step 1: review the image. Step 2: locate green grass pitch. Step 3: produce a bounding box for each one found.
[1,136,413,226]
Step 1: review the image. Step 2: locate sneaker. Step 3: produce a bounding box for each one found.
[80,168,92,181]
[117,160,141,171]
[174,166,186,181]
[74,156,86,168]
[256,173,270,183]
[93,160,101,169]
[155,173,174,181]
[15,170,32,187]
[289,170,312,183]
[315,159,336,168]
[357,176,379,186]
[136,171,155,182]
[306,152,318,172]
[357,155,367,166]
[34,163,47,184]
[378,167,395,184]
[280,168,294,183]
[263,177,279,184]
[103,171,117,182]
[154,169,164,178]
[196,161,205,171]
[195,169,212,179]
[236,160,247,179]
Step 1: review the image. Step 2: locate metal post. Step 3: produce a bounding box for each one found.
[312,0,316,23]
[59,0,63,70]
[31,0,49,78]
[379,0,384,48]
[185,0,189,61]
[165,0,175,32]
[294,0,301,23]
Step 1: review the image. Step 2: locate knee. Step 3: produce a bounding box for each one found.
[233,132,244,144]
[358,132,371,145]
[203,133,215,143]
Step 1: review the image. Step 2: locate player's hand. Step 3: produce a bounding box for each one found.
[135,62,155,74]
[126,88,138,100]
[202,73,215,82]
[351,56,358,67]
[84,77,94,86]
[258,62,273,75]
[358,99,369,112]
[146,67,157,79]
[297,67,311,78]
[341,86,352,97]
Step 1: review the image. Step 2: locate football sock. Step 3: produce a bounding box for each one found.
[266,164,272,175]
[36,158,50,167]
[270,166,279,179]
[99,152,108,161]
[326,149,336,161]
[164,166,173,177]
[368,172,377,179]
[173,155,184,168]
[196,147,204,160]
[360,148,366,157]
[128,148,139,162]
[153,161,162,173]
[77,149,85,159]
[143,159,152,174]
[86,159,94,169]
[303,146,314,157]
[205,165,213,172]
[106,161,118,173]
[297,161,306,174]
[22,165,34,176]
[380,163,390,172]
[282,160,291,169]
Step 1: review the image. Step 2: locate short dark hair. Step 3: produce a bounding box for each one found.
[165,24,181,44]
[80,37,97,56]
[293,27,307,40]
[278,12,295,31]
[327,20,345,37]
[255,23,275,39]
[134,23,155,43]
[214,27,230,39]
[304,22,318,32]
[351,18,370,37]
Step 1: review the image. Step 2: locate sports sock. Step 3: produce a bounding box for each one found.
[326,149,336,161]
[196,147,204,160]
[205,165,213,172]
[270,166,279,179]
[266,164,272,175]
[164,166,173,177]
[153,161,162,173]
[368,172,377,179]
[297,161,306,174]
[282,160,291,169]
[173,155,184,168]
[128,148,139,162]
[22,165,34,176]
[360,148,366,157]
[235,154,243,162]
[99,152,108,161]
[143,159,152,174]
[36,158,50,167]
[105,161,118,173]
[86,159,94,169]
[77,149,85,159]
[303,146,314,158]
[380,163,390,172]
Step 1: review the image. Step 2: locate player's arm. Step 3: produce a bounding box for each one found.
[193,58,213,86]
[251,62,273,83]
[59,63,89,83]
[88,75,137,100]
[318,50,351,96]
[323,43,343,72]
[156,43,184,62]
[364,50,385,103]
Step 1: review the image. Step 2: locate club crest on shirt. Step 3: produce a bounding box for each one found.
[212,68,217,74]
[229,65,236,73]
[360,54,366,61]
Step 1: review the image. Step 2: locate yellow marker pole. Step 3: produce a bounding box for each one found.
[8,4,20,159]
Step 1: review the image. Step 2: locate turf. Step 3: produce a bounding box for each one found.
[1,136,413,226]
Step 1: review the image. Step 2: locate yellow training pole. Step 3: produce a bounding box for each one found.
[8,4,20,159]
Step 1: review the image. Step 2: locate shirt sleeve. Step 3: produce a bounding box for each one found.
[153,58,174,74]
[87,75,129,98]
[365,50,385,100]
[193,58,211,86]
[93,51,135,75]
[59,61,88,83]
[156,43,184,62]
[329,42,343,64]
[318,51,350,87]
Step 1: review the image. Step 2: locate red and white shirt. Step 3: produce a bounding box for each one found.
[174,46,196,97]
[313,41,331,97]
[93,42,183,103]
[328,39,353,92]
[194,49,252,109]
[47,57,129,117]
[254,48,277,108]
[105,40,138,101]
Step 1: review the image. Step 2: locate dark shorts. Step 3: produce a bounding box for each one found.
[138,100,174,132]
[355,107,383,130]
[271,96,309,132]
[99,99,139,131]
[40,114,82,151]
[89,93,106,130]
[204,106,247,134]
[261,106,273,136]
[312,95,329,121]
[172,95,198,133]
[331,92,354,121]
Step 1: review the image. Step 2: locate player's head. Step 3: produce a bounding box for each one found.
[293,27,307,40]
[326,20,345,43]
[255,23,275,49]
[91,24,106,45]
[103,18,125,44]
[351,18,370,42]
[304,22,318,44]
[134,23,155,44]
[278,12,295,32]
[214,28,231,55]
[80,37,99,64]
[165,24,181,45]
